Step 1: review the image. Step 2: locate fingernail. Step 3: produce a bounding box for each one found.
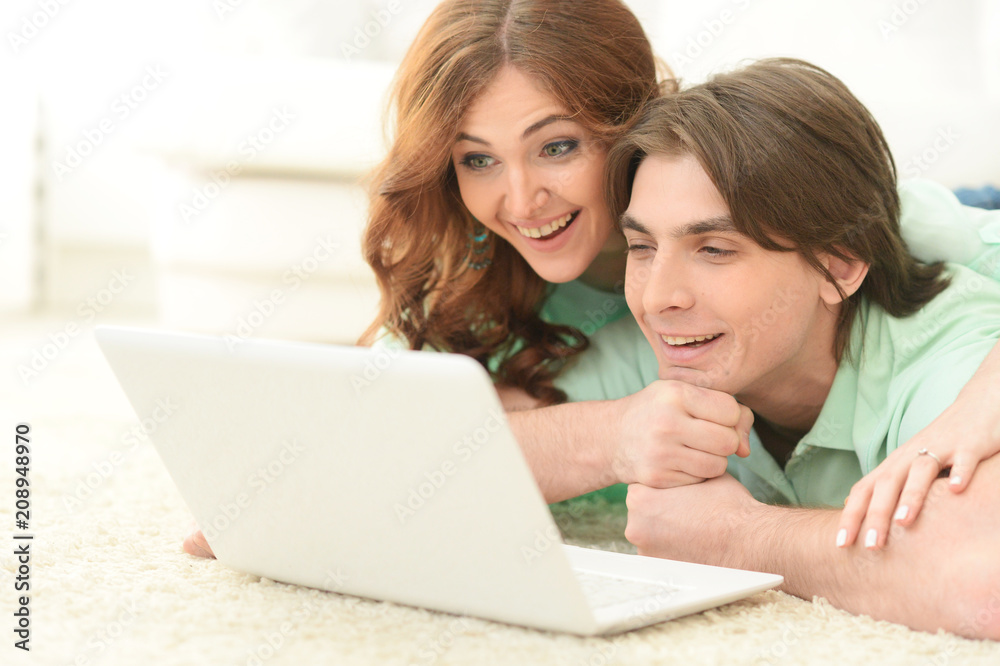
[950,475,962,486]
[865,528,878,549]
[894,505,908,522]
[836,528,847,548]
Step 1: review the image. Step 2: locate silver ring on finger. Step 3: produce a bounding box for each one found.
[916,447,942,469]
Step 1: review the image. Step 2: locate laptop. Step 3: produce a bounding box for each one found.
[95,325,782,635]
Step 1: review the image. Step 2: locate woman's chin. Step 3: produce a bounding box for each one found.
[527,261,589,284]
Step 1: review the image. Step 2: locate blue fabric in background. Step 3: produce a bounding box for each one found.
[954,185,1000,210]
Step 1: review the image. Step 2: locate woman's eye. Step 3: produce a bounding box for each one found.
[461,154,495,170]
[542,140,578,158]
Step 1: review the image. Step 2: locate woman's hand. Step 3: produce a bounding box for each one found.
[183,525,216,559]
[614,380,753,489]
[837,401,1000,550]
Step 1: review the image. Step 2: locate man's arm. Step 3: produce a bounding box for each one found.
[625,459,1000,639]
[498,383,752,503]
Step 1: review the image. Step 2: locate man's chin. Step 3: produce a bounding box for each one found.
[658,366,730,392]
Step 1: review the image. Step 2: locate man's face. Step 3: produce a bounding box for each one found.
[622,154,834,398]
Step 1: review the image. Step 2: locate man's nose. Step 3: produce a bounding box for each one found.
[641,255,696,315]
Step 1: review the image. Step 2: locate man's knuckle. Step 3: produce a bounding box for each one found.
[667,382,689,405]
[726,430,741,455]
[624,521,642,545]
[709,459,728,477]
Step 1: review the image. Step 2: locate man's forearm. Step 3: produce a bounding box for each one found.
[628,469,1000,638]
[729,491,998,637]
[507,401,621,503]
[731,504,913,623]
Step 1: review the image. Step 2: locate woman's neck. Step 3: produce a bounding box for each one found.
[578,234,628,292]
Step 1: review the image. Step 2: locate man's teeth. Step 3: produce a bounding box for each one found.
[662,333,721,346]
[516,212,574,239]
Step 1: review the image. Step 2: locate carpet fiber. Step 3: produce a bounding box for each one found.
[3,315,999,665]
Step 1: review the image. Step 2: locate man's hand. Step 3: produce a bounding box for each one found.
[624,473,758,567]
[502,380,752,503]
[614,380,753,489]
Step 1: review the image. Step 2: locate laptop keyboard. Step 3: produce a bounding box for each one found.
[574,570,682,610]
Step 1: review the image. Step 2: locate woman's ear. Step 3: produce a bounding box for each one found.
[818,250,869,305]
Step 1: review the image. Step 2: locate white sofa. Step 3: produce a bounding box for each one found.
[24,0,1000,342]
[136,56,396,343]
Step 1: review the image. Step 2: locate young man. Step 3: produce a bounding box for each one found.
[599,58,1000,638]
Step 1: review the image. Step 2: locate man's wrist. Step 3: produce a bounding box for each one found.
[716,492,765,570]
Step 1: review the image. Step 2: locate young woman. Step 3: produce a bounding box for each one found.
[182,0,1000,558]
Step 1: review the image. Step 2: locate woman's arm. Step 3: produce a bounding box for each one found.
[500,381,752,504]
[899,179,1000,280]
[838,339,1000,546]
[838,181,1000,545]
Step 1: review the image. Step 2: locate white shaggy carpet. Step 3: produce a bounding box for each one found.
[3,314,1000,666]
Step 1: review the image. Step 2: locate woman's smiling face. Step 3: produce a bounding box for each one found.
[451,67,618,284]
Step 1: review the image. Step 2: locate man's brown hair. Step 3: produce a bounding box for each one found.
[605,57,950,360]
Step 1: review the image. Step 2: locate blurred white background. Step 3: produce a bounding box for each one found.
[1,0,998,344]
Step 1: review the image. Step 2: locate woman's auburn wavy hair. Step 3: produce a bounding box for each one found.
[360,0,671,405]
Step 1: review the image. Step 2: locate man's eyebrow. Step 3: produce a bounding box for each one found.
[671,215,738,239]
[455,115,575,147]
[620,212,651,235]
[620,213,738,238]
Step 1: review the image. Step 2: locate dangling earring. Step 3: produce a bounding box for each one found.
[467,222,493,270]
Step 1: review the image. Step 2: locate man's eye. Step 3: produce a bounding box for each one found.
[702,246,735,257]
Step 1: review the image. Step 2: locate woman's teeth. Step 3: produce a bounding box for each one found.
[516,212,575,239]
[662,333,722,346]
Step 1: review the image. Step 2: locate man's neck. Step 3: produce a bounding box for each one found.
[736,317,841,437]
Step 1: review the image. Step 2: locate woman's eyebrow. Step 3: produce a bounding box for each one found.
[456,132,489,146]
[521,114,573,140]
[454,115,575,147]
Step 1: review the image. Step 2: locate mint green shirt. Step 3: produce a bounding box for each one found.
[551,179,1000,506]
[732,264,1000,506]
[556,263,1000,506]
[539,279,630,333]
